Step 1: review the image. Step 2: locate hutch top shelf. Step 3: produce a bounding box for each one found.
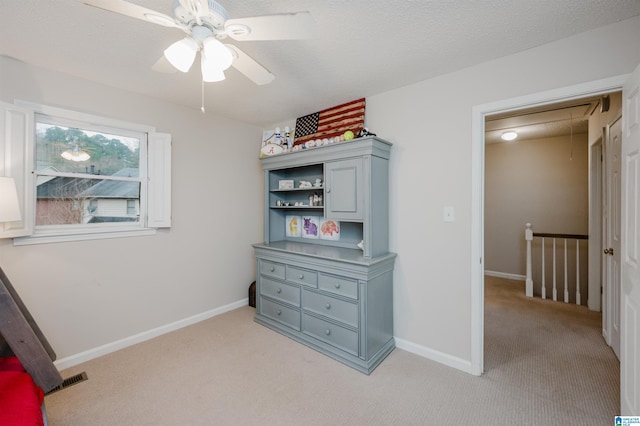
[260,136,392,259]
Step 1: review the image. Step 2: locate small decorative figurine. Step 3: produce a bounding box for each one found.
[357,127,376,137]
[285,126,293,149]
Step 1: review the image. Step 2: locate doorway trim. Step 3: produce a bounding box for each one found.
[470,74,629,375]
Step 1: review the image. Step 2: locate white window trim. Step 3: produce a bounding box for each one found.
[15,101,155,134]
[1,100,171,245]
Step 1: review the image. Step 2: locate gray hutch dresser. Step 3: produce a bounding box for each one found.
[253,136,396,374]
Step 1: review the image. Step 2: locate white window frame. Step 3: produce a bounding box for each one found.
[0,100,171,245]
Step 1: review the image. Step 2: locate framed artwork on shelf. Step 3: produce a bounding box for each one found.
[286,215,301,237]
[319,219,340,241]
[294,98,365,147]
[301,216,319,239]
[279,179,294,189]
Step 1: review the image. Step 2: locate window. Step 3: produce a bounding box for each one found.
[35,116,143,227]
[0,101,171,244]
[126,199,136,216]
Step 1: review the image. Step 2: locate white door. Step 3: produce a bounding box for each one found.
[603,116,622,359]
[621,63,640,415]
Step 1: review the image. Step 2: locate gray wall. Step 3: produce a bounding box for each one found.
[0,56,263,361]
[484,134,589,277]
[364,16,640,365]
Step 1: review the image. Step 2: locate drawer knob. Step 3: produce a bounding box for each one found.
[276,309,282,316]
[276,288,282,294]
[270,267,275,272]
[325,303,331,310]
[325,329,331,336]
[334,283,341,289]
[299,274,304,280]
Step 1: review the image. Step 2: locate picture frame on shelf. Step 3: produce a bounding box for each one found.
[319,218,340,241]
[301,216,319,239]
[286,215,301,238]
[260,129,284,157]
[278,179,294,190]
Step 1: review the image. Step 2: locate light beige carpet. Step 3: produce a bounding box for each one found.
[45,277,619,425]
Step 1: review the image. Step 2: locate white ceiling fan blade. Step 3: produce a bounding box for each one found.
[226,45,275,85]
[224,12,315,41]
[79,0,182,29]
[151,56,178,74]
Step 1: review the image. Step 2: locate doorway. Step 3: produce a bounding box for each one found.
[470,75,627,376]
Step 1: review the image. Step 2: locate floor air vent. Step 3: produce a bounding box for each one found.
[45,372,88,395]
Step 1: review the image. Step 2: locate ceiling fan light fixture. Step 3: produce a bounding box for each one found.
[202,37,233,71]
[501,131,518,141]
[164,37,199,72]
[201,56,226,82]
[61,145,90,162]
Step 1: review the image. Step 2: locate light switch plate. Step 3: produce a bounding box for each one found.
[444,206,455,222]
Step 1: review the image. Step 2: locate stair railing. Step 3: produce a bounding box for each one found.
[525,223,588,304]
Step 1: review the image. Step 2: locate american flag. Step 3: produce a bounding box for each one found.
[294,98,365,146]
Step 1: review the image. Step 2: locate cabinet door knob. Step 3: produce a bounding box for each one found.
[326,188,331,193]
[325,303,331,310]
[270,267,275,272]
[604,248,614,255]
[325,329,331,336]
[299,274,304,280]
[334,283,341,289]
[277,309,282,316]
[276,288,282,294]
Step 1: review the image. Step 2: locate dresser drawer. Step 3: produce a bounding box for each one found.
[260,260,286,280]
[286,266,318,287]
[302,314,358,356]
[302,289,358,328]
[261,278,300,307]
[260,297,300,331]
[318,273,358,299]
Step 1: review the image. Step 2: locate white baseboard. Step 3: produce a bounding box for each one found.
[484,270,526,281]
[394,337,475,375]
[54,298,249,370]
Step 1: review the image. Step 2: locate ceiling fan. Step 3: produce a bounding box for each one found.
[78,0,315,85]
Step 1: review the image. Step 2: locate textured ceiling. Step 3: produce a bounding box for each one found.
[1,0,640,128]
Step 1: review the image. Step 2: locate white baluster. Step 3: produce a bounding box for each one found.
[576,240,581,306]
[525,223,533,298]
[564,239,569,303]
[541,237,546,299]
[552,239,557,301]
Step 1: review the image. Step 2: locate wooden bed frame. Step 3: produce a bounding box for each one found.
[0,266,62,392]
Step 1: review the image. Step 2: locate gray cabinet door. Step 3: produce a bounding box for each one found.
[325,158,364,220]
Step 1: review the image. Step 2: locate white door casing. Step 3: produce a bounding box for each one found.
[621,63,640,416]
[472,74,628,376]
[603,117,622,360]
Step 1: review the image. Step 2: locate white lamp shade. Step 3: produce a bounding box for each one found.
[202,37,233,71]
[164,37,199,73]
[201,55,226,82]
[0,177,21,222]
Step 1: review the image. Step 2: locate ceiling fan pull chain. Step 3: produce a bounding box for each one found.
[201,79,206,113]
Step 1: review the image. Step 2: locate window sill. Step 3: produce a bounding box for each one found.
[13,228,157,246]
